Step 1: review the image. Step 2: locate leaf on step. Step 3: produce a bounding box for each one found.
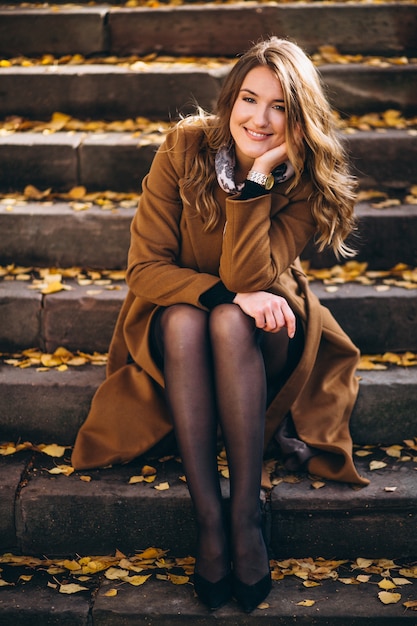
[378,578,397,590]
[47,465,74,476]
[59,583,88,594]
[403,600,417,610]
[40,444,66,457]
[104,588,118,597]
[125,574,152,586]
[378,591,401,604]
[369,460,387,471]
[154,482,170,491]
[297,599,315,607]
[105,567,130,580]
[169,574,189,585]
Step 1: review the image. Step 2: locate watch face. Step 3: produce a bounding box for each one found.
[265,174,275,190]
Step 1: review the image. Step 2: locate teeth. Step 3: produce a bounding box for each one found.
[247,129,268,138]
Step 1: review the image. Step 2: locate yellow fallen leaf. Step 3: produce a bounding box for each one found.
[105,568,130,580]
[257,601,269,609]
[169,574,189,585]
[104,588,118,597]
[403,600,417,610]
[297,599,315,607]
[0,445,17,456]
[357,575,371,583]
[355,558,374,569]
[40,443,66,457]
[80,475,92,482]
[0,579,13,587]
[303,580,321,587]
[59,583,88,594]
[339,578,359,585]
[378,578,397,590]
[125,574,151,586]
[62,559,81,571]
[141,464,157,476]
[48,465,74,476]
[369,460,387,470]
[378,591,401,604]
[311,481,325,489]
[128,475,144,484]
[154,482,170,491]
[392,578,412,585]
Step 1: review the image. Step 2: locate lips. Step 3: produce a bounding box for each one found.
[245,127,272,140]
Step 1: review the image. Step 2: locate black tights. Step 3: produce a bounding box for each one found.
[152,303,293,585]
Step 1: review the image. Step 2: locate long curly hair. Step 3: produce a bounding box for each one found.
[180,37,357,258]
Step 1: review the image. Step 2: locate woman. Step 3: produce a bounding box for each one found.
[72,37,369,612]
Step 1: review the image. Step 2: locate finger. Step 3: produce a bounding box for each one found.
[280,301,296,338]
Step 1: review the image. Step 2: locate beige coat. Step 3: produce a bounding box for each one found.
[71,124,369,487]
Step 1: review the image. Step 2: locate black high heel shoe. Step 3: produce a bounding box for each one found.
[194,571,232,611]
[233,571,272,613]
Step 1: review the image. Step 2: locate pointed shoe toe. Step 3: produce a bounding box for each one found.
[233,571,272,613]
[193,571,232,611]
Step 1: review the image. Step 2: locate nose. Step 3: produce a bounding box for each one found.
[252,104,269,128]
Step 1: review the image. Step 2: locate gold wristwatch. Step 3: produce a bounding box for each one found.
[247,170,274,190]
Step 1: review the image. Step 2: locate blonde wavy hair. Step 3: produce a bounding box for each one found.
[180,36,357,258]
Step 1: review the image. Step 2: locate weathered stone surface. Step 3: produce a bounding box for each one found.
[109,4,417,57]
[0,132,80,192]
[1,64,416,121]
[0,6,107,57]
[0,364,105,443]
[0,280,42,351]
[42,283,126,353]
[0,454,29,552]
[0,203,134,269]
[270,460,417,559]
[315,283,417,354]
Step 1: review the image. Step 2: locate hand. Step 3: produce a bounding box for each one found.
[251,142,289,177]
[233,291,296,337]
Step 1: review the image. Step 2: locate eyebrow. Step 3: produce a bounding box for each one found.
[240,87,284,104]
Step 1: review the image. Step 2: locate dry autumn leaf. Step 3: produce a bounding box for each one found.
[59,583,88,594]
[378,591,402,605]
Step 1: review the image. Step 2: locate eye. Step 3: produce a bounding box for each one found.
[242,96,256,103]
[273,104,285,112]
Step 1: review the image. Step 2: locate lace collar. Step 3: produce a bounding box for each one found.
[215,144,294,194]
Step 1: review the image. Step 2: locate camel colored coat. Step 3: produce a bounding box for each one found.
[71,123,369,487]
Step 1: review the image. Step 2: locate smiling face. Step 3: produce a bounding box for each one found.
[229,65,287,174]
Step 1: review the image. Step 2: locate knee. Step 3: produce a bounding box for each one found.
[160,304,208,345]
[209,304,257,346]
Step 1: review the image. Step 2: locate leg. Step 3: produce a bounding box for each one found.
[154,304,230,588]
[209,304,291,609]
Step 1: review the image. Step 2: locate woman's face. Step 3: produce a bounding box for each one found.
[229,65,287,172]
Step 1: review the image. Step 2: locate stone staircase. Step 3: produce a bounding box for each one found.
[0,1,417,623]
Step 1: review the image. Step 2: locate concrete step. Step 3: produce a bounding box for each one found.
[1,278,416,354]
[1,2,416,57]
[1,200,416,271]
[1,544,417,625]
[1,129,416,193]
[1,63,416,120]
[1,450,416,560]
[0,352,416,447]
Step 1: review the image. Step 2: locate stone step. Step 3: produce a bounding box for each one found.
[1,129,416,193]
[1,63,416,120]
[1,450,416,560]
[1,201,416,271]
[0,2,416,58]
[0,360,415,448]
[1,566,417,625]
[1,278,416,355]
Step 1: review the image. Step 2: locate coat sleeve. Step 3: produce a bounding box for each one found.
[126,127,220,307]
[219,177,317,293]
